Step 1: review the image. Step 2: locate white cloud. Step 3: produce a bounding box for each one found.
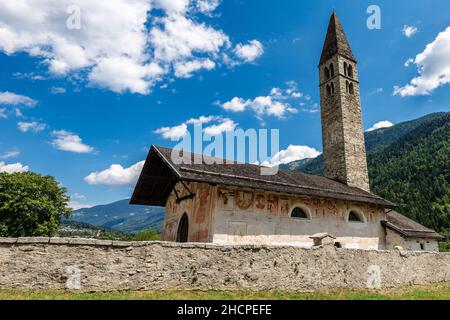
[186,115,218,125]
[0,162,29,173]
[89,57,165,94]
[84,160,145,186]
[394,26,450,96]
[404,58,414,67]
[0,91,37,107]
[219,95,297,119]
[196,0,221,14]
[51,87,66,94]
[204,118,237,135]
[0,0,260,94]
[0,150,20,159]
[174,59,215,78]
[154,123,188,140]
[268,145,321,166]
[17,121,47,133]
[234,40,264,63]
[155,115,237,139]
[402,25,418,38]
[69,193,93,210]
[0,108,6,119]
[51,130,94,153]
[366,120,394,132]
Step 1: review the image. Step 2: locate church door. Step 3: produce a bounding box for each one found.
[176,213,189,243]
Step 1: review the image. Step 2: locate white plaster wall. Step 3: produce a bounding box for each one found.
[211,187,386,250]
[405,238,439,252]
[384,228,439,252]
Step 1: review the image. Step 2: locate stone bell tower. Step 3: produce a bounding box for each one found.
[318,13,370,191]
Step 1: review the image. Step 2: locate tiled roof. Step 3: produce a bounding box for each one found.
[320,12,356,65]
[383,211,444,240]
[130,146,395,208]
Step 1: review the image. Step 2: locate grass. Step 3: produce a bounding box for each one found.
[0,283,449,300]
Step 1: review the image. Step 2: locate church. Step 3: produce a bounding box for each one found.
[131,13,443,251]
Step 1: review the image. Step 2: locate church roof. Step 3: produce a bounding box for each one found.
[320,12,356,65]
[383,211,444,240]
[130,146,395,208]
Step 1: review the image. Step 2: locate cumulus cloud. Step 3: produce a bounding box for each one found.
[218,81,308,119]
[84,161,145,186]
[0,108,6,119]
[367,120,394,132]
[204,118,237,135]
[0,150,20,159]
[0,1,259,94]
[269,145,321,166]
[196,0,221,14]
[51,130,94,153]
[234,40,264,63]
[219,91,299,119]
[17,121,47,133]
[0,162,29,173]
[155,115,237,139]
[154,123,188,140]
[402,25,418,38]
[0,91,37,107]
[394,26,450,96]
[174,59,215,78]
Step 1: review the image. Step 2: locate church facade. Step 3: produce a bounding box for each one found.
[131,13,443,251]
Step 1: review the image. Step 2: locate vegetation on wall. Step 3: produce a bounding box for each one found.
[0,172,72,237]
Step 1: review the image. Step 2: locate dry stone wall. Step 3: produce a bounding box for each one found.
[0,237,449,292]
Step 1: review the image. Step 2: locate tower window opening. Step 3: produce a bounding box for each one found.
[344,62,348,76]
[346,81,349,93]
[330,63,335,77]
[326,84,331,96]
[324,67,330,80]
[347,64,353,78]
[349,83,354,95]
[330,82,335,95]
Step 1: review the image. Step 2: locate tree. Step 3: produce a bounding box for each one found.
[0,172,72,237]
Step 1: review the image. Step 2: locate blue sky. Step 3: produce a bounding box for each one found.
[0,0,449,208]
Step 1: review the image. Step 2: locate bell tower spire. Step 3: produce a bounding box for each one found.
[319,13,370,191]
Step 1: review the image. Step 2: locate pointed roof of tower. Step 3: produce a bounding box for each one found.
[319,12,356,65]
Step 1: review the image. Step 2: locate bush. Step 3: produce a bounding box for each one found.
[131,230,161,241]
[0,172,71,237]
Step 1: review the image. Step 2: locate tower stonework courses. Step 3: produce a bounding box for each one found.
[319,13,370,191]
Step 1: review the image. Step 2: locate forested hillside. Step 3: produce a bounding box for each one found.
[286,112,450,236]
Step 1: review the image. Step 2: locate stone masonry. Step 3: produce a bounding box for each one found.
[0,238,449,292]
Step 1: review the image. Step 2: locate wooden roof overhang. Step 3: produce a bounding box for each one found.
[130,146,182,206]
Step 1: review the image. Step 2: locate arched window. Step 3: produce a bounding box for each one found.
[330,82,335,95]
[324,67,330,80]
[291,207,309,219]
[330,63,335,77]
[348,210,364,223]
[347,64,353,79]
[344,62,348,76]
[326,84,331,96]
[176,213,189,242]
[349,83,354,95]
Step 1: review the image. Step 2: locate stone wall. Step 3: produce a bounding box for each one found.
[0,238,449,292]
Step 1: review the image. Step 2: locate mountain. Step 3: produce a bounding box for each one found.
[286,112,450,236]
[58,220,129,239]
[67,199,164,234]
[282,112,449,175]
